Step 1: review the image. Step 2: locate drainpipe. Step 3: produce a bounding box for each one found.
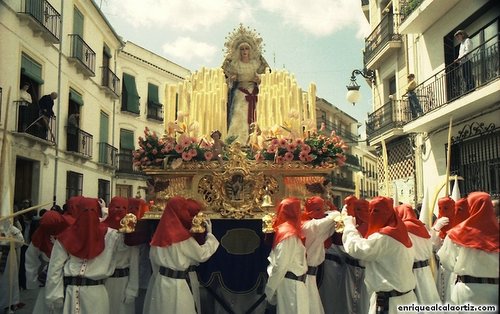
[52,0,64,206]
[111,42,124,196]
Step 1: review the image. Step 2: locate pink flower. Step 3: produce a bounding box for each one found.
[146,143,152,149]
[175,144,184,154]
[299,151,309,161]
[266,145,277,154]
[271,138,279,146]
[279,138,288,148]
[275,156,284,164]
[294,138,304,145]
[287,143,297,152]
[164,142,174,152]
[301,144,311,153]
[255,152,264,161]
[204,151,213,161]
[152,149,158,155]
[182,151,192,161]
[188,148,197,157]
[306,155,314,162]
[284,152,294,161]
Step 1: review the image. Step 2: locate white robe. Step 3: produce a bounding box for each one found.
[437,237,498,313]
[25,243,62,314]
[0,226,23,311]
[104,238,139,314]
[45,229,122,314]
[302,214,336,314]
[143,234,219,314]
[408,233,442,311]
[431,229,455,303]
[342,219,417,314]
[265,236,309,314]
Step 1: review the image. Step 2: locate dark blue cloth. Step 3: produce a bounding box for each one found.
[198,219,271,293]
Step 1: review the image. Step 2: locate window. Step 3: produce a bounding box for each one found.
[388,75,396,101]
[116,184,132,198]
[147,83,162,120]
[122,73,140,114]
[120,129,135,151]
[98,179,110,204]
[66,171,83,200]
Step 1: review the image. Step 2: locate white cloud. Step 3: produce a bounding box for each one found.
[162,37,218,63]
[258,0,369,38]
[104,0,236,31]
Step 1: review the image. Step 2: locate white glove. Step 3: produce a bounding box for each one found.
[433,217,449,231]
[205,219,212,233]
[343,215,356,227]
[52,298,64,309]
[123,294,135,304]
[98,198,106,208]
[340,204,348,216]
[328,211,340,220]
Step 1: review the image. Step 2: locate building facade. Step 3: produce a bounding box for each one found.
[361,0,499,206]
[0,0,189,214]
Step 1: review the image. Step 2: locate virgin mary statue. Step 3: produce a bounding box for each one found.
[222,25,270,143]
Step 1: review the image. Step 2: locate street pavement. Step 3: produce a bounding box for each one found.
[14,288,38,314]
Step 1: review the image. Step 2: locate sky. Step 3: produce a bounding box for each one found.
[99,0,372,137]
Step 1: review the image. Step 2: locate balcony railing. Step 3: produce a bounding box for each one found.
[366,100,408,139]
[16,106,57,144]
[363,13,401,65]
[147,101,164,121]
[403,35,499,124]
[66,125,93,158]
[98,142,118,167]
[117,149,142,174]
[19,0,61,42]
[399,0,424,24]
[101,67,120,96]
[69,34,96,76]
[316,118,359,143]
[345,153,361,169]
[330,176,355,190]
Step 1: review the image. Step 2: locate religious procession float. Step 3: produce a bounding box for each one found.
[135,24,348,222]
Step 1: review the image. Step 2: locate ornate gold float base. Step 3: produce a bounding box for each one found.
[143,144,336,219]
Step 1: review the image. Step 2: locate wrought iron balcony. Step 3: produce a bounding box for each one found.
[15,107,57,144]
[117,149,143,174]
[100,67,120,97]
[68,34,96,76]
[147,101,164,121]
[316,118,359,143]
[330,176,355,190]
[366,100,407,139]
[18,0,61,44]
[403,35,499,125]
[399,0,424,24]
[98,142,118,167]
[363,13,402,68]
[66,125,93,158]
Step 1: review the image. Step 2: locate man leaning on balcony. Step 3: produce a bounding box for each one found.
[454,30,475,92]
[406,74,423,119]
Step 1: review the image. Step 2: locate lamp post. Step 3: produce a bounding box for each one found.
[346,69,375,105]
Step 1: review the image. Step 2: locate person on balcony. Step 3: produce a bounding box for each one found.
[406,74,423,119]
[67,112,79,152]
[454,30,475,92]
[37,92,57,140]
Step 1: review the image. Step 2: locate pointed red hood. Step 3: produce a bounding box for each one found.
[150,196,192,247]
[102,197,128,230]
[434,197,455,239]
[31,211,71,257]
[273,198,303,248]
[395,204,430,239]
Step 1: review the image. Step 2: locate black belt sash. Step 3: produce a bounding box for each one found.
[111,267,130,278]
[325,253,364,269]
[187,265,197,273]
[159,266,188,279]
[376,289,412,314]
[307,266,318,276]
[284,271,306,283]
[412,260,429,269]
[456,275,499,285]
[63,276,105,286]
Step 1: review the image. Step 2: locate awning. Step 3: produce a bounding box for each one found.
[122,73,140,114]
[69,88,84,106]
[21,54,44,85]
[120,129,135,150]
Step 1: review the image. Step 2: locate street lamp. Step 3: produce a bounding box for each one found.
[346,69,375,105]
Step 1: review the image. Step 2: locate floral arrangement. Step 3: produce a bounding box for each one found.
[133,117,348,169]
[253,128,348,167]
[133,126,215,170]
